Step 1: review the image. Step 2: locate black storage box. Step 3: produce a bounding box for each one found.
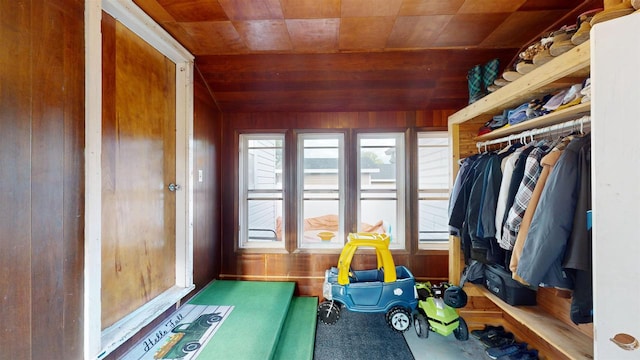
[484,264,536,306]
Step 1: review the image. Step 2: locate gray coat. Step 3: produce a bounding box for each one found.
[516,135,590,289]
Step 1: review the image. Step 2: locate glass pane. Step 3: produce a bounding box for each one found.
[303,138,339,189]
[299,134,344,248]
[304,138,339,147]
[247,199,283,242]
[359,199,395,240]
[248,139,282,191]
[301,200,341,244]
[361,138,396,147]
[360,137,397,191]
[418,136,449,190]
[418,199,449,242]
[418,136,448,147]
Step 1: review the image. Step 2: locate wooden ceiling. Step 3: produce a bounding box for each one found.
[133,0,601,113]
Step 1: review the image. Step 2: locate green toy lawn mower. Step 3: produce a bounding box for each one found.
[413,282,469,341]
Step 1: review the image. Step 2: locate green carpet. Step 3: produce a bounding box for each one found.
[272,296,318,360]
[188,280,295,360]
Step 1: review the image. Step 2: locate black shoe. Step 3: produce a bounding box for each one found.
[497,349,539,360]
[480,331,515,348]
[471,325,505,339]
[486,342,528,359]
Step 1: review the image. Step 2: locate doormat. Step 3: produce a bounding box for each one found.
[120,304,233,360]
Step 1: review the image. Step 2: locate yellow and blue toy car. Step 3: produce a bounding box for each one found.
[413,282,469,340]
[317,232,418,332]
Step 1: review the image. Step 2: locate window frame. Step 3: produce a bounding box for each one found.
[296,133,346,249]
[416,131,451,251]
[356,132,406,250]
[238,133,286,250]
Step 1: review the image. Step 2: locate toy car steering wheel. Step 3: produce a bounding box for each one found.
[349,266,358,282]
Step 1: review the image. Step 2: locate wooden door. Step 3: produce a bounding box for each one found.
[101,14,177,328]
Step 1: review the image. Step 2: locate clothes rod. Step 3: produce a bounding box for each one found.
[476,115,591,150]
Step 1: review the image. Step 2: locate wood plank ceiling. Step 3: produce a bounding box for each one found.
[133,0,601,112]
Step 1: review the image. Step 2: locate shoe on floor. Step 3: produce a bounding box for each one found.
[480,331,515,348]
[471,325,505,339]
[486,342,528,359]
[497,349,539,360]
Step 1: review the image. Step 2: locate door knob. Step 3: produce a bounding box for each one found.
[168,183,181,192]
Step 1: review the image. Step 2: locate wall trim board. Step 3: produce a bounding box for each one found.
[84,1,195,359]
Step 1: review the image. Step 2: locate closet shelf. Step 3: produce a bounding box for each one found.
[475,102,591,142]
[473,285,594,360]
[449,41,590,126]
[449,35,594,360]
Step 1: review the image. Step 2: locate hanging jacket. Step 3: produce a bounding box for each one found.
[449,155,488,234]
[563,137,592,324]
[510,148,563,283]
[498,146,535,243]
[494,147,526,242]
[500,146,547,250]
[479,145,520,239]
[516,135,590,289]
[448,155,479,236]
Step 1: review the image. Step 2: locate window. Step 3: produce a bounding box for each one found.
[238,134,285,249]
[237,130,449,252]
[417,132,451,250]
[297,134,345,249]
[357,133,405,249]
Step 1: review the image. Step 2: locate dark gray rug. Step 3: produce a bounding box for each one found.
[314,310,415,360]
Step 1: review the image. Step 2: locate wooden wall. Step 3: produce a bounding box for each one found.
[0,0,85,359]
[219,110,453,297]
[192,67,223,288]
[0,1,222,358]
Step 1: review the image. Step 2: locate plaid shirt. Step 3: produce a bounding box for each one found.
[499,146,547,250]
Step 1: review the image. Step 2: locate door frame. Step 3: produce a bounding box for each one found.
[84,1,195,358]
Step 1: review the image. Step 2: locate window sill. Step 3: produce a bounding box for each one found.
[293,248,343,255]
[418,240,450,251]
[415,248,449,256]
[236,247,289,255]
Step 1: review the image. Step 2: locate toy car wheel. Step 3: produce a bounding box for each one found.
[182,341,201,353]
[454,317,469,341]
[387,307,411,333]
[413,313,429,338]
[317,301,340,325]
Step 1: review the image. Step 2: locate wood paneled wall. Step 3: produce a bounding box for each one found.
[220,110,453,297]
[0,0,85,359]
[192,67,223,288]
[0,1,223,358]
